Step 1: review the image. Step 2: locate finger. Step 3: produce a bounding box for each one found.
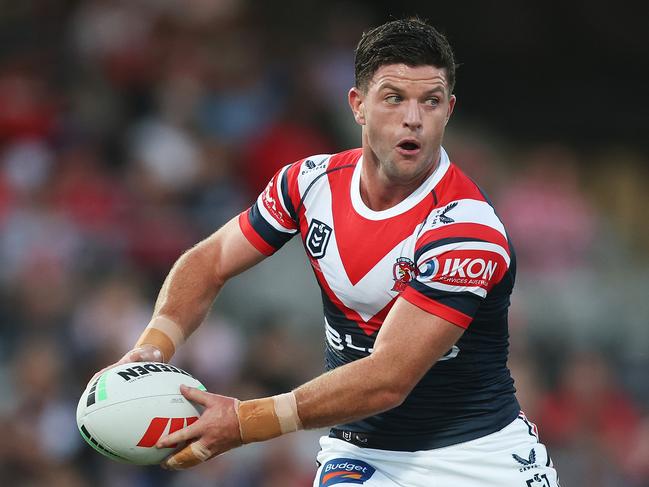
[156,421,200,448]
[127,345,163,363]
[88,364,113,385]
[179,384,211,406]
[161,441,212,470]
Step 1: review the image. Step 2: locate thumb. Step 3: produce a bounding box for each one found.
[180,384,210,406]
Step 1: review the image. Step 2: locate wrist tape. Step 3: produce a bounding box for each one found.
[134,316,185,362]
[237,392,302,443]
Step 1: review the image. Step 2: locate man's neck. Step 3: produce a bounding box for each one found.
[359,150,440,212]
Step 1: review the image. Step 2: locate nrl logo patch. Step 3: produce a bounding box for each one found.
[306,219,332,259]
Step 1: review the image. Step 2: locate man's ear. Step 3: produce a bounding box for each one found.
[445,94,457,126]
[348,87,366,125]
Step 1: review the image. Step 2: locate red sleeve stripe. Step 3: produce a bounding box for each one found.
[417,223,510,256]
[400,286,472,329]
[238,211,275,256]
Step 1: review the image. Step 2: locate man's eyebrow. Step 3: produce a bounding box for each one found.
[377,83,446,95]
[377,82,405,92]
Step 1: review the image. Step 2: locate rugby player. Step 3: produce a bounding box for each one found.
[102,18,560,486]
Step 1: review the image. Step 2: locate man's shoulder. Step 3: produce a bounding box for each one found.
[288,149,360,189]
[293,148,360,173]
[419,162,509,246]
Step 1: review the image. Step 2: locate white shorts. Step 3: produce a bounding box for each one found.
[313,414,560,487]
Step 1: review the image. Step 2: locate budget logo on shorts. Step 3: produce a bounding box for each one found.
[306,219,332,259]
[320,458,375,486]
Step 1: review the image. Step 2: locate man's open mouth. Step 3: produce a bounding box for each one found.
[397,140,421,152]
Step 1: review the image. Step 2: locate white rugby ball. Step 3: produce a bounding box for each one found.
[76,362,205,465]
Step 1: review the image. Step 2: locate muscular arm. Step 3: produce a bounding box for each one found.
[295,298,465,428]
[103,216,267,367]
[157,295,465,470]
[151,216,266,338]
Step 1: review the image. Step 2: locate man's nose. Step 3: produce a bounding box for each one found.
[403,99,422,130]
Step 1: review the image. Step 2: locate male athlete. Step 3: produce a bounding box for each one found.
[100,18,560,486]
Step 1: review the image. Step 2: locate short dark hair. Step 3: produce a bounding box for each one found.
[354,18,457,94]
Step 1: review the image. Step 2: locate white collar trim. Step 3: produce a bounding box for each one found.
[350,147,451,220]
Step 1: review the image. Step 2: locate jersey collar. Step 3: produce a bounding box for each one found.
[350,147,451,220]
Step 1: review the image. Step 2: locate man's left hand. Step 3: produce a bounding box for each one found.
[157,385,242,470]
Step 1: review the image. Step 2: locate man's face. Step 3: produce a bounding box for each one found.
[349,64,456,185]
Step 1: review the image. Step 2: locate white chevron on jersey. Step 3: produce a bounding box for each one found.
[301,167,421,322]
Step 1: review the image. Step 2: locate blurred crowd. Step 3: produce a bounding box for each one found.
[1,1,648,486]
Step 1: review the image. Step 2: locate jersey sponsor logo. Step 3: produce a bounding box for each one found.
[391,257,417,292]
[262,176,293,228]
[513,448,541,472]
[437,345,460,361]
[325,319,374,354]
[418,255,498,288]
[320,458,375,486]
[136,416,198,447]
[418,257,439,278]
[325,319,460,362]
[301,157,327,174]
[307,219,333,259]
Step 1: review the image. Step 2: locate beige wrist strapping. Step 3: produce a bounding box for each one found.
[237,392,303,443]
[134,316,185,362]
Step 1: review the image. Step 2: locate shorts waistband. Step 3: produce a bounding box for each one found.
[329,428,447,452]
[329,409,521,452]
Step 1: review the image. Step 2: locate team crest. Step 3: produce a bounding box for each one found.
[306,219,332,259]
[392,257,418,292]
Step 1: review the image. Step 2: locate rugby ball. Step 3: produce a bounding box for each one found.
[76,362,206,465]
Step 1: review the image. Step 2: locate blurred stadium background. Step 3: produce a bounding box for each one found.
[1,1,648,486]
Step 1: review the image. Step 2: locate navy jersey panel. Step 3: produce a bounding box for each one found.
[326,254,520,450]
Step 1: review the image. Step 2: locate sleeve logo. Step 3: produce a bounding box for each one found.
[431,201,458,225]
[320,458,376,486]
[301,157,328,175]
[419,256,497,284]
[306,219,332,259]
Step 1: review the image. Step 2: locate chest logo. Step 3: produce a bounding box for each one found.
[391,257,418,292]
[306,219,332,259]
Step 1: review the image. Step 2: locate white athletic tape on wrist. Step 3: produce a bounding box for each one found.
[134,316,185,362]
[273,392,303,434]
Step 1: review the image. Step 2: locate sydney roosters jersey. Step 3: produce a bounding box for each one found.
[239,147,520,450]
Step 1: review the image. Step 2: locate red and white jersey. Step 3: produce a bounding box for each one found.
[239,147,520,450]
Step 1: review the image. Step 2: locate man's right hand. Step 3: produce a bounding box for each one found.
[88,344,164,386]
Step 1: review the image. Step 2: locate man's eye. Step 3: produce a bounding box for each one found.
[385,95,402,104]
[425,98,440,106]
